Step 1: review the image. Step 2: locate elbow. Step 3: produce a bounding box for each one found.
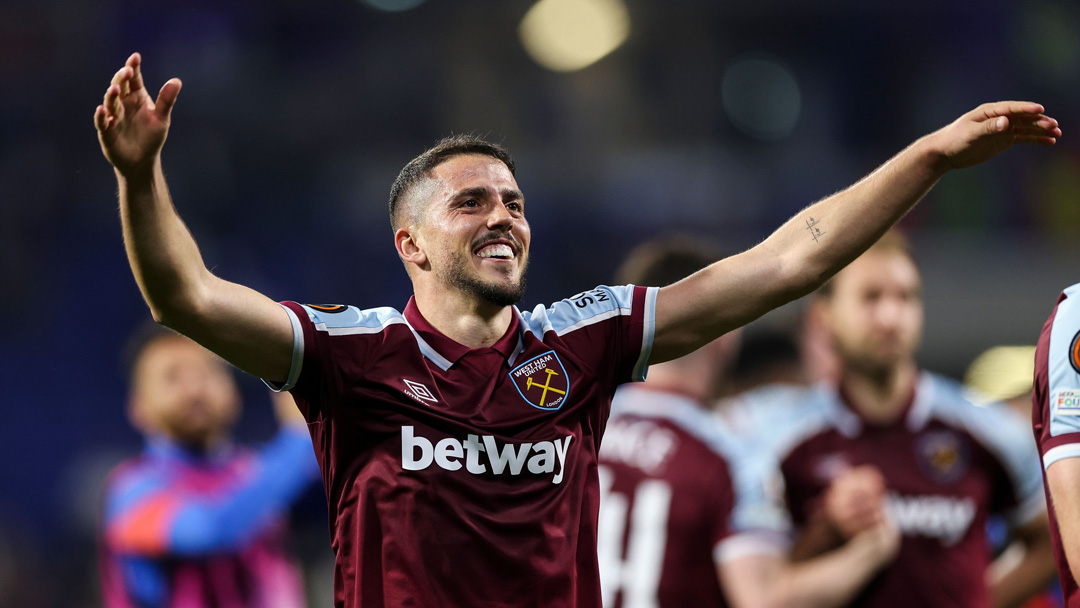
[146,279,213,334]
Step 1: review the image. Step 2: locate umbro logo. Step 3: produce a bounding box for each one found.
[402,378,438,405]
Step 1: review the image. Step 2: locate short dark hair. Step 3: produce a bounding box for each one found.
[615,235,724,287]
[816,229,917,298]
[388,134,516,230]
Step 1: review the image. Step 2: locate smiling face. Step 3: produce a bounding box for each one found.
[397,153,531,307]
[819,248,924,377]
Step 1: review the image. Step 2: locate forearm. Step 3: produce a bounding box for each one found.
[989,538,1057,608]
[770,535,889,608]
[763,135,946,300]
[118,159,214,327]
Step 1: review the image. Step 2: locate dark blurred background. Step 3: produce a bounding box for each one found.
[1,0,1079,605]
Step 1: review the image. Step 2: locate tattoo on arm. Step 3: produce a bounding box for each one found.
[805,216,826,243]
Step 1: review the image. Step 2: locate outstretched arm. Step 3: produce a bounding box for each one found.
[650,102,1060,363]
[95,53,294,383]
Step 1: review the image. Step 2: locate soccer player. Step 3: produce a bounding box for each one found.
[740,232,1055,607]
[101,324,320,608]
[93,50,1059,607]
[1033,284,1080,607]
[598,238,900,608]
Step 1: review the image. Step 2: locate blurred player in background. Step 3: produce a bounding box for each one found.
[94,49,1060,607]
[101,324,319,608]
[1032,284,1080,607]
[740,231,1054,607]
[599,238,899,608]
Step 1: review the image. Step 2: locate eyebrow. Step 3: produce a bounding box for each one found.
[454,186,524,202]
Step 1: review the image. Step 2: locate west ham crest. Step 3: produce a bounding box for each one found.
[915,430,970,485]
[509,351,571,411]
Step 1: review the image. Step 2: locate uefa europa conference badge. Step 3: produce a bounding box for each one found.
[509,351,571,411]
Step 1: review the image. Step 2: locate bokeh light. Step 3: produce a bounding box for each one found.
[721,53,802,141]
[519,0,631,73]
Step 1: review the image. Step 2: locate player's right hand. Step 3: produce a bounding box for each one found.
[850,517,902,566]
[94,53,181,175]
[823,465,888,539]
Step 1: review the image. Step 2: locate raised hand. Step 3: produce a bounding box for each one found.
[934,101,1061,170]
[94,53,182,175]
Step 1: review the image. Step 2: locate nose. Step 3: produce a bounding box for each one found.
[486,202,514,230]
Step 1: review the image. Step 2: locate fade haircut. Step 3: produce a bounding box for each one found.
[388,134,516,230]
[816,228,917,298]
[615,235,724,287]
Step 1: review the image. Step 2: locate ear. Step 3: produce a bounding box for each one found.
[395,226,428,267]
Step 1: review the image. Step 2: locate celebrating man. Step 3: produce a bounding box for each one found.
[94,51,1059,607]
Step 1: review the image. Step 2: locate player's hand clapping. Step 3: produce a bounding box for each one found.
[94,53,182,175]
[823,465,889,539]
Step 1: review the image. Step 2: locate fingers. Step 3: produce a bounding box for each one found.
[155,78,182,121]
[126,52,145,95]
[110,65,133,97]
[103,83,123,122]
[978,101,1045,120]
[93,105,107,132]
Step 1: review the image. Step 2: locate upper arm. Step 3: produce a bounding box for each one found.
[161,275,295,385]
[651,245,797,364]
[1046,456,1080,580]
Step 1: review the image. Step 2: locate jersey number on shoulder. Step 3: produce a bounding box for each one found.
[597,465,673,608]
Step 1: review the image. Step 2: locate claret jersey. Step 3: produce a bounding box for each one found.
[597,386,788,608]
[743,373,1044,608]
[1033,282,1080,606]
[268,285,657,608]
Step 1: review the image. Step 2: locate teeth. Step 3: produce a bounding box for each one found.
[477,244,514,259]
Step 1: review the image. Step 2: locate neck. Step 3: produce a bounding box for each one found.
[838,359,918,425]
[413,284,514,349]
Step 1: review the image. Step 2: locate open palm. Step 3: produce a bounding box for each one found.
[94,53,181,175]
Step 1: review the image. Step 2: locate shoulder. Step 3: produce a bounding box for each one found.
[920,372,1034,458]
[723,383,839,456]
[285,303,406,335]
[519,285,648,338]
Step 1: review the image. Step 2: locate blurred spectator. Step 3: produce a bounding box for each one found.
[100,323,319,608]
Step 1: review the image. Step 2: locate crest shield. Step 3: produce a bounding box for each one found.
[509,351,571,411]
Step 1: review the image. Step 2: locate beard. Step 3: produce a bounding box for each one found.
[442,251,528,307]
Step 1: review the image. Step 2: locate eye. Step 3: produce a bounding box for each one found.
[461,199,479,208]
[506,201,523,213]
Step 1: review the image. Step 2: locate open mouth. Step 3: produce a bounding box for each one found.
[474,241,516,261]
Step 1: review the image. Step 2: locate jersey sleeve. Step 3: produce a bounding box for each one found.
[530,285,657,384]
[265,301,402,420]
[713,441,794,564]
[103,430,319,558]
[1039,288,1080,469]
[966,400,1047,527]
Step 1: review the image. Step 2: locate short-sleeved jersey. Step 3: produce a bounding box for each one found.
[744,373,1044,608]
[596,386,788,608]
[100,432,316,608]
[271,285,657,608]
[1033,283,1080,606]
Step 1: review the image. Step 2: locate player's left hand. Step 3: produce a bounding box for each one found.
[932,101,1060,170]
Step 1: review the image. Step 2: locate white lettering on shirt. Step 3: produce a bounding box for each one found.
[886,492,976,546]
[401,426,573,484]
